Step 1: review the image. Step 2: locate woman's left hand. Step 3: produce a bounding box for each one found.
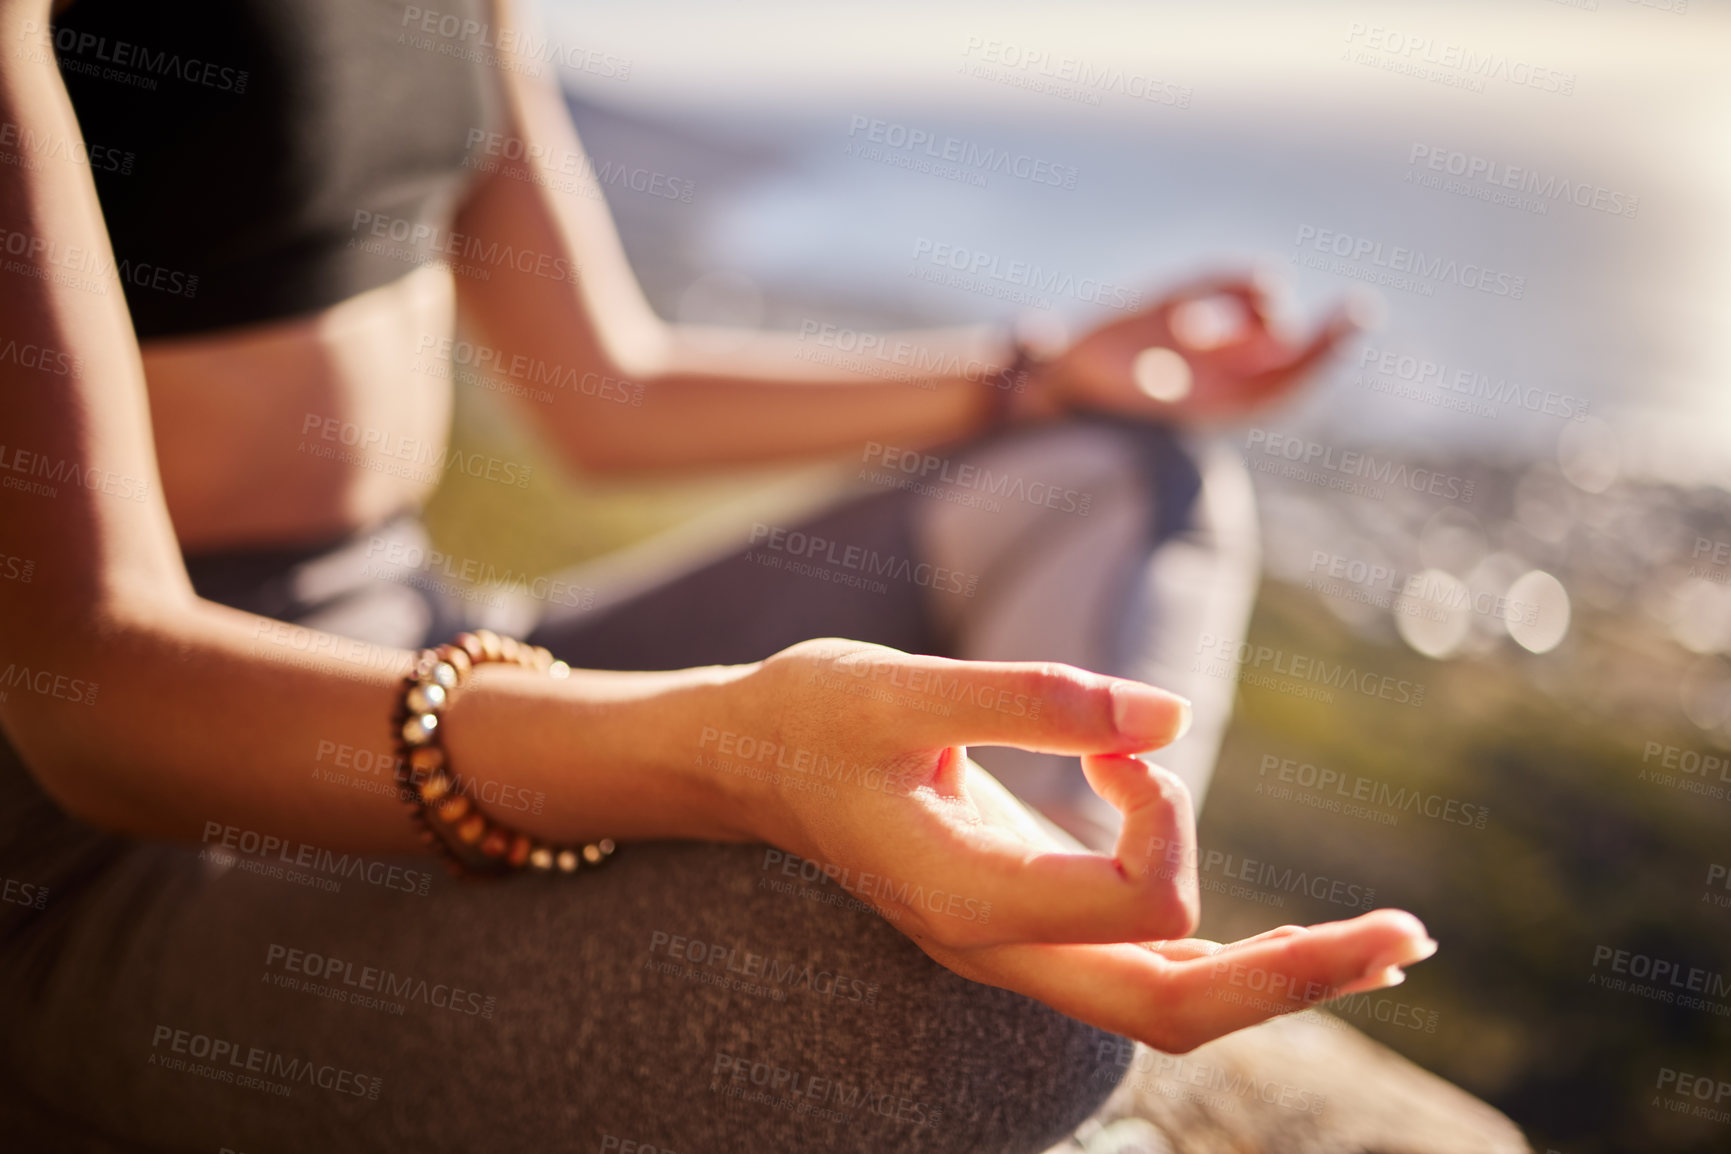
[1026,273,1369,424]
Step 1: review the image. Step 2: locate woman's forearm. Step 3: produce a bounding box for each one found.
[11,593,763,855]
[452,34,1027,476]
[559,319,1015,473]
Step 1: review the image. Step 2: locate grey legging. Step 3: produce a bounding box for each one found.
[0,415,1258,1153]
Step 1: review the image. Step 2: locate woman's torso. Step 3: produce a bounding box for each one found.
[51,0,502,550]
[141,266,457,550]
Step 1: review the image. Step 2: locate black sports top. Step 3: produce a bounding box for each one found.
[50,0,502,338]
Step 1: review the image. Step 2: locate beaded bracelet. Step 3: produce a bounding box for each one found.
[981,341,1033,427]
[981,328,1061,430]
[394,629,617,878]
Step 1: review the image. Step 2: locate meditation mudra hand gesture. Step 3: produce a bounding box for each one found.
[1017,272,1373,423]
[713,637,1434,1055]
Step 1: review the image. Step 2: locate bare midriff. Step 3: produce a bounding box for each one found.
[141,265,458,552]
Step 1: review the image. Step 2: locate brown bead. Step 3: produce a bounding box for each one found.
[480,828,510,857]
[556,849,579,873]
[401,714,438,746]
[437,795,471,824]
[532,645,554,671]
[475,629,503,663]
[420,772,452,803]
[529,847,554,870]
[456,813,487,844]
[507,835,532,868]
[409,746,445,776]
[406,683,447,715]
[498,635,521,664]
[436,644,473,681]
[455,632,485,664]
[582,843,603,865]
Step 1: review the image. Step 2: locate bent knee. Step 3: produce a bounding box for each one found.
[834,966,1126,1154]
[937,984,1126,1153]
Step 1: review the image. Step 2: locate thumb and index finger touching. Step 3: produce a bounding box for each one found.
[864,655,1204,946]
[867,654,1429,975]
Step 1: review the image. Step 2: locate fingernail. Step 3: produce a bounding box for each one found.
[1110,683,1191,743]
[1367,965,1407,990]
[1363,937,1436,977]
[1172,700,1193,742]
[1358,937,1434,982]
[1335,963,1407,997]
[1333,935,1435,997]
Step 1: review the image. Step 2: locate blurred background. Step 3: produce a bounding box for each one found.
[429,2,1731,1150]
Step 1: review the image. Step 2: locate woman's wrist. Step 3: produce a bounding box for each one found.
[438,658,771,849]
[979,320,1070,431]
[647,660,779,843]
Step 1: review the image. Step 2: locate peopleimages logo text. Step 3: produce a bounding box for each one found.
[910,239,1140,311]
[1356,346,1589,421]
[1294,226,1525,299]
[1407,145,1637,219]
[747,524,979,597]
[957,37,1192,108]
[862,441,1092,516]
[1245,429,1475,503]
[150,1025,381,1098]
[1344,23,1575,96]
[1193,633,1426,708]
[25,21,249,92]
[847,116,1079,189]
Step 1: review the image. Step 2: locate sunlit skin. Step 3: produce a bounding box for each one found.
[0,0,1431,1056]
[1044,273,1374,424]
[708,640,1436,1052]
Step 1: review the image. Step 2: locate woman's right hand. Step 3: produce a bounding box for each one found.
[710,638,1436,1054]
